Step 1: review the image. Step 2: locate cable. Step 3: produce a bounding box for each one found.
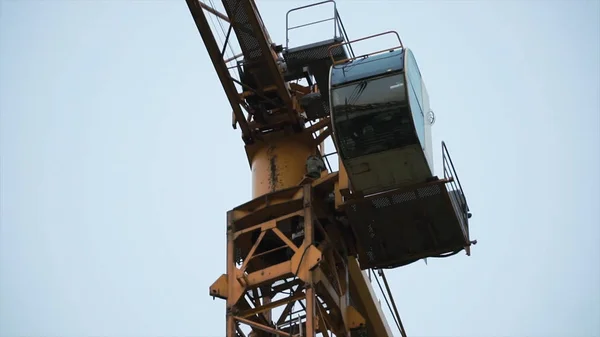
[294,244,312,277]
[203,1,225,54]
[380,270,407,337]
[208,0,235,58]
[432,249,462,258]
[373,270,403,333]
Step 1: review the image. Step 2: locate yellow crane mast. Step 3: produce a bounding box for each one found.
[185,1,475,336]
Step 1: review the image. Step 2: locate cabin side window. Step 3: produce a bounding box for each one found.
[405,50,425,149]
[331,74,417,160]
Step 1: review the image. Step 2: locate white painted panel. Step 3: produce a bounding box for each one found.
[422,79,434,172]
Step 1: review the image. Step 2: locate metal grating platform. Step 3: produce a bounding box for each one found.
[221,0,288,104]
[284,38,347,67]
[223,0,263,61]
[345,180,471,270]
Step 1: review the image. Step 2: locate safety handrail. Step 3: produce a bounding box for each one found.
[328,30,403,65]
[285,0,354,58]
[286,0,337,49]
[333,8,355,59]
[442,141,470,223]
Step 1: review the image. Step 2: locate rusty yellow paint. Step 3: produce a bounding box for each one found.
[348,257,394,336]
[346,305,367,330]
[209,274,228,299]
[245,131,316,198]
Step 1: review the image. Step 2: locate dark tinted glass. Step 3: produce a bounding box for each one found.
[331,74,418,159]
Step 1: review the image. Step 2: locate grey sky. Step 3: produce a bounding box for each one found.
[1,0,599,336]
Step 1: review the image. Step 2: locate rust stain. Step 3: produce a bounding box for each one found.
[267,145,279,192]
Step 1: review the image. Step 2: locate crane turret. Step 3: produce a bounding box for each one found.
[185,1,475,336]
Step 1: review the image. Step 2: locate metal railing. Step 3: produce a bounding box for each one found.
[306,119,337,172]
[285,0,355,58]
[328,30,404,66]
[442,141,471,225]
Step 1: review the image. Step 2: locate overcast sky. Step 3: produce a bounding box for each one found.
[1,0,599,336]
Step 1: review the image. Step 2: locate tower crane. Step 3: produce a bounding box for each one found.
[185,1,475,336]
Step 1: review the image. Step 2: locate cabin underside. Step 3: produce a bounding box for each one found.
[344,178,471,270]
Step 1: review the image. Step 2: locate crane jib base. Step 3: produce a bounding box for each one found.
[344,179,471,270]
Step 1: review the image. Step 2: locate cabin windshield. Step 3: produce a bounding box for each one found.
[331,74,418,160]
